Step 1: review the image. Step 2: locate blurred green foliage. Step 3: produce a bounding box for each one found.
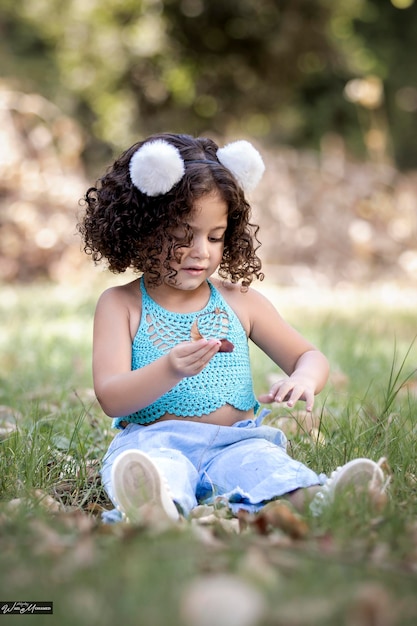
[1,0,416,169]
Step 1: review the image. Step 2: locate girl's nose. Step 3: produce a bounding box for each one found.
[191,236,209,259]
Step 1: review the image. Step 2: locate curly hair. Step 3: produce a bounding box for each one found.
[78,133,264,289]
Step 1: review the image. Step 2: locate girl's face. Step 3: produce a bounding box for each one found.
[168,191,228,291]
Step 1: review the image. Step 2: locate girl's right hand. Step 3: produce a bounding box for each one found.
[168,339,221,378]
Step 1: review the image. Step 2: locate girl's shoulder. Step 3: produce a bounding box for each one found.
[211,277,265,306]
[97,278,142,308]
[95,278,142,340]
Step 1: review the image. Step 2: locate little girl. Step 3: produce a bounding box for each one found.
[78,132,387,523]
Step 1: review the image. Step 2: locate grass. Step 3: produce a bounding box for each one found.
[1,278,417,625]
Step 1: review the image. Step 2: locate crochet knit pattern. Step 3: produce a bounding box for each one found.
[113,278,259,426]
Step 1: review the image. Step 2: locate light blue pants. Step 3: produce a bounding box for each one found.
[100,410,326,523]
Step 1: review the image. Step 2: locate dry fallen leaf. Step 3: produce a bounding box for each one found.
[269,407,320,435]
[238,546,281,589]
[33,489,63,513]
[5,489,63,514]
[329,369,350,390]
[190,318,234,352]
[191,514,240,534]
[180,574,266,626]
[346,582,395,626]
[368,457,391,512]
[190,319,203,342]
[0,405,22,439]
[238,501,309,540]
[309,427,326,446]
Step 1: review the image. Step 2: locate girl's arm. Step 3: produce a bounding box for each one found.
[92,287,221,418]
[242,287,329,412]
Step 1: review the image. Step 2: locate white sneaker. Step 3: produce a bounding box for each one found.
[111,450,180,524]
[310,457,390,516]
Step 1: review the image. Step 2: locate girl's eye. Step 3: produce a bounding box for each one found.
[208,235,225,243]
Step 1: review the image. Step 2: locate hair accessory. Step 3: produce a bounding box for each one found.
[129,138,265,197]
[216,140,265,193]
[129,139,185,196]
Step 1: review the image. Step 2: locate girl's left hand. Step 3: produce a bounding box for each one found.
[258,375,316,412]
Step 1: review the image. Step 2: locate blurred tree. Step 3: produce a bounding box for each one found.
[349,0,417,168]
[0,0,416,168]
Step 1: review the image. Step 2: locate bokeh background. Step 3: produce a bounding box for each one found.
[1,0,417,288]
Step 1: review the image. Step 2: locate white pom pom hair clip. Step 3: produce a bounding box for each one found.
[129,138,265,197]
[129,139,185,197]
[216,140,265,193]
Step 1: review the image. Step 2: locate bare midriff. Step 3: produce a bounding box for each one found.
[158,404,255,426]
[119,405,255,428]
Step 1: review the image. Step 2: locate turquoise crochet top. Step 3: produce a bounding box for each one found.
[112,278,259,427]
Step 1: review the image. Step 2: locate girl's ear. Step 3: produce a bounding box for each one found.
[129,140,185,196]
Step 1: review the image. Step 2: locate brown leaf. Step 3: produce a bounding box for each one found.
[309,427,326,446]
[190,319,203,341]
[347,582,395,626]
[190,319,234,351]
[32,489,63,513]
[239,501,309,540]
[85,502,106,516]
[368,456,391,512]
[5,490,63,514]
[0,405,22,439]
[270,410,321,438]
[238,547,281,589]
[180,575,266,626]
[28,519,69,556]
[329,369,350,390]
